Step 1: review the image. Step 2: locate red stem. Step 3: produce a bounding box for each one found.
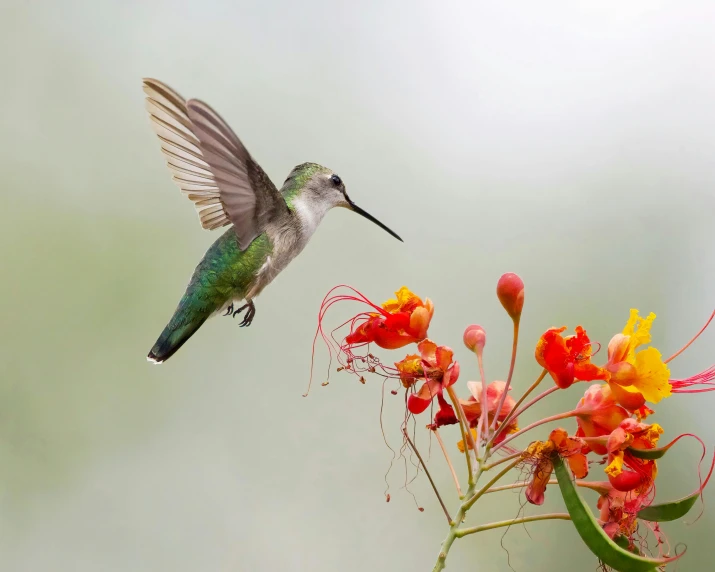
[491,410,576,453]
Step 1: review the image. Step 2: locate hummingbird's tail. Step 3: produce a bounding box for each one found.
[147,310,210,364]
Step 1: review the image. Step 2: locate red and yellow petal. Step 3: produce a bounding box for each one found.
[407,380,442,414]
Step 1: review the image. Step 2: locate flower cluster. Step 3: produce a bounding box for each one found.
[316,275,714,571]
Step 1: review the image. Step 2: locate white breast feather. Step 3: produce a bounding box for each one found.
[292,196,331,242]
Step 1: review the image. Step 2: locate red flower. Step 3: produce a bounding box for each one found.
[402,340,460,415]
[535,325,609,389]
[605,418,662,492]
[596,484,647,540]
[345,286,433,350]
[574,384,629,455]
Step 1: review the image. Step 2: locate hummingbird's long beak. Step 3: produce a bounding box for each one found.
[346,197,403,242]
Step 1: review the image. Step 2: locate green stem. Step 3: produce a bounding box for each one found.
[463,458,521,511]
[484,479,610,495]
[446,385,475,486]
[475,350,488,453]
[481,450,523,472]
[455,513,571,537]
[431,478,479,572]
[433,428,462,497]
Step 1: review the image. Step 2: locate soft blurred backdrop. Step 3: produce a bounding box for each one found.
[1,1,714,570]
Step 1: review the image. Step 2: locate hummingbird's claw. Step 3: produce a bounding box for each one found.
[239,302,256,327]
[223,303,234,316]
[231,301,256,327]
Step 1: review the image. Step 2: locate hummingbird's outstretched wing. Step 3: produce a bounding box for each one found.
[142,78,288,251]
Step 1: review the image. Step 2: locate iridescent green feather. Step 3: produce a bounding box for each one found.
[148,230,272,362]
[281,162,330,209]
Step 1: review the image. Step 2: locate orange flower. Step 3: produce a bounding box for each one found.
[574,384,629,455]
[345,286,433,349]
[535,326,609,389]
[604,310,671,410]
[394,354,423,388]
[605,418,662,492]
[525,429,589,506]
[404,340,460,414]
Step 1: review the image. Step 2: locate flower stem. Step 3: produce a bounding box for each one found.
[481,450,523,472]
[433,428,463,497]
[476,350,488,454]
[431,475,481,571]
[490,318,520,433]
[509,385,560,421]
[402,428,452,524]
[491,410,576,454]
[446,385,476,485]
[463,458,522,511]
[431,443,522,569]
[455,513,571,537]
[491,369,547,445]
[484,479,609,495]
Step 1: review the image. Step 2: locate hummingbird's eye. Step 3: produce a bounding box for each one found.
[330,174,342,186]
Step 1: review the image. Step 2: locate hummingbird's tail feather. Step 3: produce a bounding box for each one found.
[147,313,209,364]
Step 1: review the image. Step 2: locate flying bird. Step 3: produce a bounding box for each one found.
[142,79,402,363]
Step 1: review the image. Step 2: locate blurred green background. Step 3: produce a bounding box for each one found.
[1,1,714,570]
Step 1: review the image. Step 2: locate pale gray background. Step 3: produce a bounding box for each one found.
[1,1,714,571]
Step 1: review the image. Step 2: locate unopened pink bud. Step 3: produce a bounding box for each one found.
[497,273,525,321]
[463,324,486,353]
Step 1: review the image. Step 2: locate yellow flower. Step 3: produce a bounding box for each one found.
[605,310,671,409]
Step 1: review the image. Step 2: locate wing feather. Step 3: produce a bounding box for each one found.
[143,78,286,249]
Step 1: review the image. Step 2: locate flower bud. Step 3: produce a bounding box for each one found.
[497,273,525,321]
[463,324,486,354]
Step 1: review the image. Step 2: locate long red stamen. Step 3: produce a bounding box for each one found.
[309,285,384,395]
[665,309,715,364]
[308,285,403,395]
[670,366,715,393]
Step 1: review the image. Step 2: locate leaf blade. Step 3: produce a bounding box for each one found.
[637,494,698,522]
[638,447,715,522]
[553,454,683,571]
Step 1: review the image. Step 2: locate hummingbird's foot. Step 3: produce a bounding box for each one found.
[223,303,234,316]
[231,301,256,327]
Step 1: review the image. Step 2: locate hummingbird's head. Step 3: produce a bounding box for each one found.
[288,163,403,242]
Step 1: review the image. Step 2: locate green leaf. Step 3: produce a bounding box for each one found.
[637,444,715,522]
[629,433,704,460]
[613,534,641,555]
[553,454,683,571]
[627,446,668,460]
[637,492,699,522]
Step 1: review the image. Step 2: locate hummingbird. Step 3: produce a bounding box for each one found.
[142,79,402,363]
